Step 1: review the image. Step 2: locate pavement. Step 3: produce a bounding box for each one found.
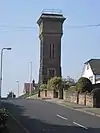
[44,99,100,117]
[26,94,100,117]
[1,99,100,133]
[7,113,25,133]
[1,102,26,133]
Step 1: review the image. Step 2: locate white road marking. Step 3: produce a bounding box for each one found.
[57,114,68,120]
[9,112,30,133]
[73,122,88,130]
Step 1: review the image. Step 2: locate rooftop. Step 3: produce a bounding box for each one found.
[85,59,100,75]
[42,9,63,15]
[37,9,66,25]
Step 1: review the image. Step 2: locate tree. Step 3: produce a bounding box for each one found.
[76,77,93,93]
[47,76,63,90]
[40,84,47,91]
[66,76,75,86]
[62,77,75,90]
[7,91,16,98]
[47,76,63,99]
[67,86,77,92]
[62,78,69,90]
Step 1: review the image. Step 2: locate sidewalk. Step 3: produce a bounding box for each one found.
[26,94,41,100]
[45,99,100,118]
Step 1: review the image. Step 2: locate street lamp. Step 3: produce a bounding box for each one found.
[0,48,12,98]
[16,81,19,97]
[29,62,32,96]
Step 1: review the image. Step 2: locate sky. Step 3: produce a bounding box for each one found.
[0,0,100,97]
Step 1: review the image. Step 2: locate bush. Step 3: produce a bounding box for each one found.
[62,77,76,90]
[40,84,47,91]
[68,86,77,92]
[47,77,63,90]
[62,78,70,90]
[76,77,93,92]
[24,93,30,98]
[0,108,8,126]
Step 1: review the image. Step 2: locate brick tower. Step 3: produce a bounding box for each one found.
[37,10,66,86]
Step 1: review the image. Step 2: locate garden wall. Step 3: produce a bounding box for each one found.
[64,91,93,107]
[40,90,54,99]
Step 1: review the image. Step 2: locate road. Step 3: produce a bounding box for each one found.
[1,99,100,133]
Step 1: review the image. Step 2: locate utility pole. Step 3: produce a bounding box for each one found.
[30,62,32,96]
[16,81,19,97]
[0,48,12,101]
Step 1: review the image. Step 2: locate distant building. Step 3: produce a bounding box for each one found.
[23,83,38,94]
[7,91,16,99]
[82,59,100,84]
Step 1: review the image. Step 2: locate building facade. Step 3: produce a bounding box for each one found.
[37,11,66,86]
[82,59,100,84]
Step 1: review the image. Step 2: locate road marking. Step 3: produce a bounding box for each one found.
[9,112,30,133]
[57,114,68,120]
[73,122,88,129]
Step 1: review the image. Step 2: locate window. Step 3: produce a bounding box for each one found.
[50,44,55,58]
[52,44,54,58]
[49,69,55,77]
[47,68,56,79]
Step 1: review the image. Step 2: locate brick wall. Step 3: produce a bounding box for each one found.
[40,90,94,107]
[86,94,93,107]
[64,91,93,107]
[79,94,85,105]
[64,91,77,103]
[40,90,54,99]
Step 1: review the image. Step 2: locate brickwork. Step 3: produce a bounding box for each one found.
[64,91,94,107]
[40,90,54,99]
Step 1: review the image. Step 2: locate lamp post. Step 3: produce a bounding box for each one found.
[29,62,32,96]
[16,80,19,97]
[0,48,12,99]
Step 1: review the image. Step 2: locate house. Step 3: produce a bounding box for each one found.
[82,59,100,84]
[23,83,38,94]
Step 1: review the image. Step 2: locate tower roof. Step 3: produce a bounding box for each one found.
[37,9,66,25]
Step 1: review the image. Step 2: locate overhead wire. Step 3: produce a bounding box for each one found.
[0,23,100,31]
[66,24,100,29]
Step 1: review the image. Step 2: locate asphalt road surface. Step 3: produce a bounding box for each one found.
[1,99,100,133]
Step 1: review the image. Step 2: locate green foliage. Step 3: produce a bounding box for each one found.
[68,86,77,92]
[66,76,75,86]
[0,108,9,126]
[62,77,76,90]
[62,78,69,90]
[76,77,93,92]
[24,93,29,98]
[40,84,47,91]
[24,90,38,98]
[47,76,63,90]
